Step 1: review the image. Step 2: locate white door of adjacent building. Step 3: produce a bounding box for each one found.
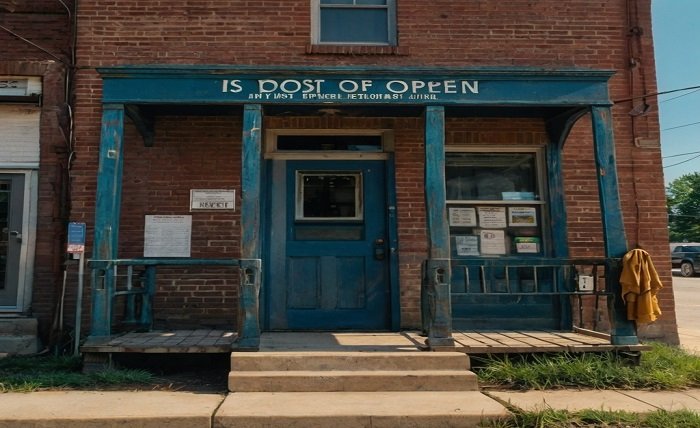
[0,99,41,311]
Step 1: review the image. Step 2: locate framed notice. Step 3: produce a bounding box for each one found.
[449,207,477,227]
[190,189,235,210]
[515,237,540,254]
[454,235,479,256]
[477,207,507,228]
[480,229,506,255]
[144,215,192,257]
[509,207,537,227]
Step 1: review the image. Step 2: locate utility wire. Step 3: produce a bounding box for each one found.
[663,150,700,159]
[0,24,71,66]
[664,153,700,168]
[614,84,700,103]
[660,88,700,103]
[662,120,700,132]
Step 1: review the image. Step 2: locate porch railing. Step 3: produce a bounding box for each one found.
[87,258,262,349]
[422,257,636,347]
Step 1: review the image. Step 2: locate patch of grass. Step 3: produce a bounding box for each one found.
[481,408,700,428]
[0,355,154,392]
[474,342,700,390]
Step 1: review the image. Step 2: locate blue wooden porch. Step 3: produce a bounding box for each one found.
[85,66,642,353]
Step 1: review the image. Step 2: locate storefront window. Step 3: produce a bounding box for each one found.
[445,150,547,257]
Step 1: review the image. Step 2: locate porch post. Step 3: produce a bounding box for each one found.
[424,106,453,347]
[89,104,125,338]
[238,104,262,349]
[590,105,638,345]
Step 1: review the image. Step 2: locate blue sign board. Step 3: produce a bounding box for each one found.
[98,66,614,107]
[67,222,86,253]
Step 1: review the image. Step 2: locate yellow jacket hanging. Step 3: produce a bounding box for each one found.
[619,248,663,324]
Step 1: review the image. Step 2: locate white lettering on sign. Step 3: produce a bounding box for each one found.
[221,78,479,99]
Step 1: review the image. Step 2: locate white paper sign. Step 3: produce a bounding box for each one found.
[478,207,507,228]
[449,207,477,227]
[454,235,479,256]
[480,229,506,255]
[144,215,192,257]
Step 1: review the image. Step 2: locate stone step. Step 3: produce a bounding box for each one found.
[231,351,470,371]
[0,335,40,355]
[0,317,38,335]
[215,391,509,428]
[0,318,40,355]
[228,369,479,392]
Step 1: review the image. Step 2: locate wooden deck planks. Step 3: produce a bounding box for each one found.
[451,330,648,354]
[81,329,237,353]
[81,329,648,355]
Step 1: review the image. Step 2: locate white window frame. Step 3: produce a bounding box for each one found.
[311,0,397,46]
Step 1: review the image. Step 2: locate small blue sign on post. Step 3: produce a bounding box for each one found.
[67,222,86,254]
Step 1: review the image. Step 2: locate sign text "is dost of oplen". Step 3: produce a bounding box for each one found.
[221,78,480,101]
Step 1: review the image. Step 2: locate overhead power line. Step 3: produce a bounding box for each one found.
[660,88,700,104]
[664,153,700,169]
[663,150,700,159]
[662,120,700,132]
[614,84,700,103]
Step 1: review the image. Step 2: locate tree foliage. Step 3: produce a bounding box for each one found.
[667,172,700,242]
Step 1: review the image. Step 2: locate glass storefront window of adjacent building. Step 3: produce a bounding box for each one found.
[445,148,548,258]
[312,0,397,45]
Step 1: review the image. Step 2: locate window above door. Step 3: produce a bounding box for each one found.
[311,0,397,45]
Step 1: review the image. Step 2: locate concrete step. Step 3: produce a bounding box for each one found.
[215,391,509,427]
[0,318,40,355]
[231,351,470,371]
[228,369,479,392]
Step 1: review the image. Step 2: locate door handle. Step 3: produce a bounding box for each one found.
[374,238,386,261]
[10,230,22,243]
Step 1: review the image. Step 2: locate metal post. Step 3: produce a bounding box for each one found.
[73,252,85,356]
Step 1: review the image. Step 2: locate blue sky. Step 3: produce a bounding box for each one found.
[652,0,700,185]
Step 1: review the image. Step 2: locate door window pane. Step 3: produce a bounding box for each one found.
[296,172,363,221]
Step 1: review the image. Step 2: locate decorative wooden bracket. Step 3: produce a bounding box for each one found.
[125,105,155,147]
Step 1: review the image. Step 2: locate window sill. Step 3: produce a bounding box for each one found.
[306,44,408,56]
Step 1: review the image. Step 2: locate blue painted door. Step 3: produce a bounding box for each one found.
[267,160,389,330]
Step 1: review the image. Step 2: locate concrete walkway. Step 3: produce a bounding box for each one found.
[0,389,697,427]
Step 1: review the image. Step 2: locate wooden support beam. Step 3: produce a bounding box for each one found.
[590,105,638,345]
[238,104,262,350]
[90,104,125,338]
[424,106,453,347]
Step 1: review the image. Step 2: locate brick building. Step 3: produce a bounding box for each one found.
[1,0,678,353]
[0,1,74,352]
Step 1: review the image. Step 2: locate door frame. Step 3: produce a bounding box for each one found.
[0,170,37,312]
[261,129,400,331]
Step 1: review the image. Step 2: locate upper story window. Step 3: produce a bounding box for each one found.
[312,0,397,45]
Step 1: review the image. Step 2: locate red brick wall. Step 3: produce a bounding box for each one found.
[67,1,674,342]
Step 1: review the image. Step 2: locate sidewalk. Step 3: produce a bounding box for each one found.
[0,388,697,427]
